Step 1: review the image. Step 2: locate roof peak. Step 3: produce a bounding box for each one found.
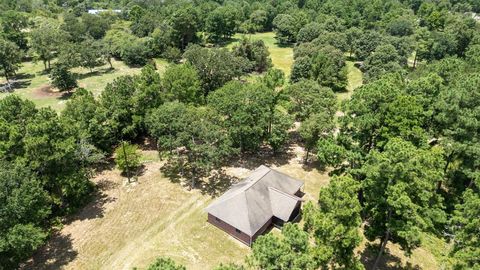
[242,165,272,191]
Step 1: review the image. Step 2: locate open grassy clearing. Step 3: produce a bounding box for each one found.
[338,61,363,101]
[24,144,443,270]
[228,32,294,77]
[0,59,168,111]
[25,146,330,270]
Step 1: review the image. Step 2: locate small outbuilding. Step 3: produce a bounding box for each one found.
[205,165,304,246]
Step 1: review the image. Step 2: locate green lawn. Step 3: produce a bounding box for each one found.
[226,32,364,100]
[0,59,168,111]
[337,61,363,101]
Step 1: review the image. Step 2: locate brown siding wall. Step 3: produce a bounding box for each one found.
[207,213,252,246]
[252,217,273,242]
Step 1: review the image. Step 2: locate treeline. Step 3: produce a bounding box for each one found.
[2,0,480,82]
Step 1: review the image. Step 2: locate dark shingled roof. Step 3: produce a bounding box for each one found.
[205,165,304,236]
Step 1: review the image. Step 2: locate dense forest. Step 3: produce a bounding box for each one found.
[0,0,479,269]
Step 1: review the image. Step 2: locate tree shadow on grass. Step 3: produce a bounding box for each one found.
[213,36,241,47]
[57,91,74,100]
[361,243,422,270]
[93,157,116,174]
[228,144,297,171]
[63,178,118,224]
[74,67,115,80]
[23,233,77,270]
[159,158,183,184]
[0,74,34,92]
[200,170,240,197]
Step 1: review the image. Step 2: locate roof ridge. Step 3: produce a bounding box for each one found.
[243,166,271,192]
[268,186,303,201]
[270,169,304,185]
[242,191,255,235]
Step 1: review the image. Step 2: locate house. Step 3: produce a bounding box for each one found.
[205,165,304,246]
[87,9,122,15]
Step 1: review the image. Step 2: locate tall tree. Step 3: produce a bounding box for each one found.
[169,4,200,49]
[310,46,348,91]
[433,73,480,192]
[78,38,105,72]
[49,65,77,92]
[115,141,140,183]
[340,75,404,159]
[0,162,50,269]
[205,7,237,42]
[250,223,319,270]
[146,103,234,188]
[362,138,446,270]
[0,10,29,50]
[162,64,203,104]
[208,82,275,152]
[29,19,66,70]
[363,44,404,82]
[183,45,245,95]
[272,14,298,44]
[99,65,162,142]
[0,38,23,83]
[304,175,364,269]
[61,89,115,152]
[450,189,480,270]
[232,38,272,73]
[287,79,337,121]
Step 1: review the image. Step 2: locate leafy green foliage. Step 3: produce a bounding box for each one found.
[232,38,272,73]
[0,163,50,269]
[169,4,200,49]
[0,95,98,267]
[304,175,364,269]
[291,45,348,91]
[49,65,78,92]
[310,46,348,91]
[184,45,245,94]
[208,81,286,152]
[0,37,23,82]
[146,257,186,270]
[146,102,235,187]
[163,64,203,104]
[261,68,285,90]
[121,39,150,67]
[205,7,237,42]
[362,139,446,263]
[286,80,336,121]
[62,89,115,152]
[99,65,162,142]
[250,223,318,270]
[29,19,66,70]
[114,141,140,179]
[0,10,29,50]
[450,189,480,270]
[272,14,299,45]
[363,44,404,82]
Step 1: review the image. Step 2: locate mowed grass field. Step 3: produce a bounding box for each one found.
[25,147,330,270]
[0,59,168,111]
